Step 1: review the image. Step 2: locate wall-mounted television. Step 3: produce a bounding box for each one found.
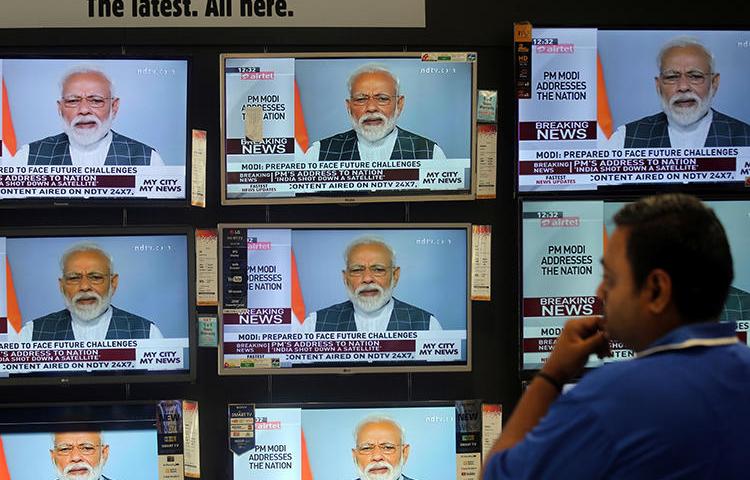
[0,402,159,479]
[517,29,750,193]
[218,224,471,374]
[520,198,750,371]
[220,52,477,205]
[230,401,481,480]
[0,226,195,385]
[0,57,189,205]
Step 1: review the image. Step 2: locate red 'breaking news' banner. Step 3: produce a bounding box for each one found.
[225,137,295,155]
[0,348,135,364]
[223,308,292,325]
[518,121,598,141]
[223,339,416,355]
[524,296,603,317]
[523,337,557,353]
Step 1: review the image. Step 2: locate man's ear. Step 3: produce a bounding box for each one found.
[111,97,120,118]
[110,273,119,295]
[392,266,401,287]
[711,72,721,94]
[342,270,350,288]
[643,268,672,314]
[102,443,110,461]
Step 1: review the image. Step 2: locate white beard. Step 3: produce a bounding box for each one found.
[356,458,404,480]
[661,88,714,128]
[62,112,113,148]
[347,281,394,314]
[350,109,399,143]
[64,289,112,322]
[56,459,105,480]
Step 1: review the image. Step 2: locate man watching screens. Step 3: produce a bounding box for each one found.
[12,67,164,166]
[16,242,162,341]
[51,431,112,480]
[603,37,750,148]
[484,194,750,479]
[303,64,446,161]
[297,237,441,332]
[352,416,416,480]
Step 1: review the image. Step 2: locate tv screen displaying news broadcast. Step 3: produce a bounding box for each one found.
[230,401,481,480]
[521,199,750,371]
[218,224,470,374]
[518,29,750,192]
[0,402,159,480]
[0,227,194,384]
[0,57,188,203]
[220,52,476,204]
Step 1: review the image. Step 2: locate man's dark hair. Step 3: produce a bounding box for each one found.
[614,194,733,323]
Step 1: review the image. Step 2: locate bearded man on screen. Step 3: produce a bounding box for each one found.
[17,243,162,341]
[51,431,113,480]
[303,64,446,161]
[297,237,441,332]
[604,37,750,148]
[352,416,418,480]
[12,67,164,166]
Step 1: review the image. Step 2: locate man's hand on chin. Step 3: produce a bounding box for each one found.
[541,315,611,386]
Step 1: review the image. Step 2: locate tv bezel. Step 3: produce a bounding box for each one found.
[219,51,478,205]
[517,193,750,379]
[0,54,192,208]
[514,26,750,197]
[0,400,158,432]
[230,399,481,480]
[0,224,197,386]
[217,222,473,376]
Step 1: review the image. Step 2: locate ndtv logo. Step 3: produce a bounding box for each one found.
[535,44,575,54]
[540,217,580,227]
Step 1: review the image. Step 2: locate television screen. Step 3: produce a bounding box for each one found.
[230,401,481,480]
[0,402,159,480]
[220,52,476,204]
[0,57,188,204]
[218,224,471,374]
[0,226,194,384]
[521,199,750,371]
[517,29,750,192]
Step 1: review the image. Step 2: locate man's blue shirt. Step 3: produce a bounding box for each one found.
[485,322,750,479]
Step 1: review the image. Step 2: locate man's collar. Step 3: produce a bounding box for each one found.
[637,321,738,358]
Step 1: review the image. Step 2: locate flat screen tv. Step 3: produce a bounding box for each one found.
[0,226,195,385]
[218,224,471,374]
[230,401,481,480]
[0,57,189,205]
[520,198,750,371]
[0,402,160,480]
[517,29,750,192]
[220,52,477,204]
